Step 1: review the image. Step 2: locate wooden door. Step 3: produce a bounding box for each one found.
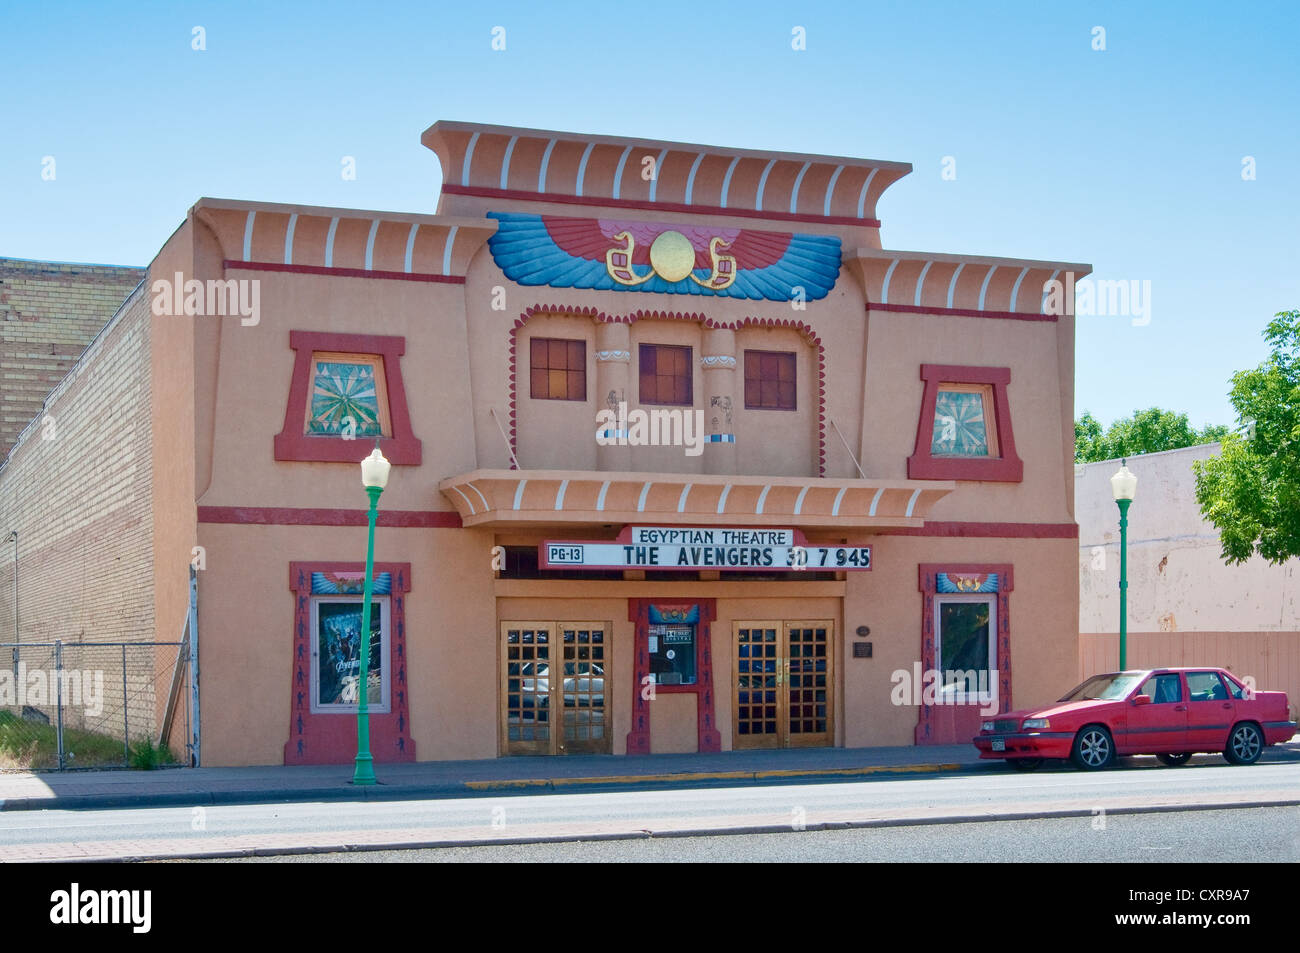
[734,620,834,748]
[502,621,610,755]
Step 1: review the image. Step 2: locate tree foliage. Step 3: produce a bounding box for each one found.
[1075,407,1229,463]
[1194,310,1300,565]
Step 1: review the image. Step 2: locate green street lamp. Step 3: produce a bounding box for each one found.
[1109,459,1138,670]
[353,446,390,786]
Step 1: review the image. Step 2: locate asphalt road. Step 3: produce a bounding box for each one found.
[4,757,1299,861]
[204,805,1300,863]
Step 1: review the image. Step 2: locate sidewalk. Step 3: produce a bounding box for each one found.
[0,744,986,812]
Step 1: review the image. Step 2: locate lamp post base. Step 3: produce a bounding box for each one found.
[352,753,377,786]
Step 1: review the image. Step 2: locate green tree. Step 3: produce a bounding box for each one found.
[1074,407,1229,463]
[1194,310,1300,565]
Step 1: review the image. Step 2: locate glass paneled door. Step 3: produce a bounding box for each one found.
[734,620,834,749]
[501,621,610,755]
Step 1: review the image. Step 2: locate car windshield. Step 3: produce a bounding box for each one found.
[1059,673,1146,702]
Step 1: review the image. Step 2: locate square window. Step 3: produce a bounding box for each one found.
[931,384,998,457]
[530,337,587,400]
[640,344,693,406]
[744,350,797,410]
[311,596,390,713]
[304,352,391,437]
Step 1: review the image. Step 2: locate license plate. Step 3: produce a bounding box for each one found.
[991,738,1005,752]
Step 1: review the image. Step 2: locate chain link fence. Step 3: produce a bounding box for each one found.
[0,640,191,771]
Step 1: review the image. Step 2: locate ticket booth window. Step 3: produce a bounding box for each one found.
[649,622,697,685]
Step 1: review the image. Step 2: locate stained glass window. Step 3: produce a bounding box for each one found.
[305,352,391,437]
[931,385,998,457]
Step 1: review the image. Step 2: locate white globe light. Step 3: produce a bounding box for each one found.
[360,447,391,489]
[1110,460,1137,502]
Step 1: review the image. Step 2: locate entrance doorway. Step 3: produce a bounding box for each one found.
[501,621,610,755]
[733,620,834,748]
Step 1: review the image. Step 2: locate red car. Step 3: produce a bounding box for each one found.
[973,667,1296,771]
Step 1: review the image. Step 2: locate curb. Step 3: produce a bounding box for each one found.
[463,761,966,791]
[31,797,1300,864]
[0,761,975,812]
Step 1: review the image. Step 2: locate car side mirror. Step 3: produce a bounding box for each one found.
[1132,694,1152,706]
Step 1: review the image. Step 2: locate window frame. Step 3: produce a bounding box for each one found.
[1187,670,1230,702]
[638,343,694,407]
[934,593,997,706]
[743,349,798,411]
[286,561,414,765]
[648,620,698,686]
[930,382,999,458]
[528,336,588,401]
[908,364,1022,482]
[916,564,1014,743]
[275,331,421,464]
[309,594,392,714]
[1139,672,1184,704]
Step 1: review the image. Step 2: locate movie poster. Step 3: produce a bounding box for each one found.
[316,600,383,706]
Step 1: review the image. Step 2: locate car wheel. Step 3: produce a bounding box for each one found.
[1156,752,1192,767]
[1009,758,1043,772]
[1224,723,1263,765]
[1071,726,1115,770]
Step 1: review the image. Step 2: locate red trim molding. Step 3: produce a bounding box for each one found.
[442,183,882,229]
[916,563,1013,745]
[285,561,414,766]
[274,330,422,465]
[509,305,827,476]
[199,506,461,528]
[224,259,465,284]
[907,364,1022,482]
[871,302,1056,323]
[626,598,721,755]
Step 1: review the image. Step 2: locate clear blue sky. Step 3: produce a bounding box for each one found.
[2,1,1295,430]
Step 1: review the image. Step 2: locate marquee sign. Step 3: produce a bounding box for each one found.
[487,212,842,301]
[539,526,871,572]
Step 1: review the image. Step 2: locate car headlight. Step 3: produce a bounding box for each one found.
[1022,718,1050,730]
[981,721,995,732]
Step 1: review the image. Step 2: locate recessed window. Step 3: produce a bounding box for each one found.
[305,352,391,437]
[530,337,586,401]
[908,365,1021,482]
[649,619,697,686]
[931,383,997,457]
[744,350,797,410]
[311,596,390,714]
[276,331,421,465]
[935,594,996,705]
[640,344,692,406]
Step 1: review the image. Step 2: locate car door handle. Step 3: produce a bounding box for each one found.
[1174,705,1187,711]
[1222,702,1233,709]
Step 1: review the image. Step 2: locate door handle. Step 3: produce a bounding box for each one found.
[1222,702,1233,709]
[1174,705,1187,711]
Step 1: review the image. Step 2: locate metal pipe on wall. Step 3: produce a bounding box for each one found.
[7,530,15,677]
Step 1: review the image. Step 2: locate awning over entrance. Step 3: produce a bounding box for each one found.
[438,469,955,530]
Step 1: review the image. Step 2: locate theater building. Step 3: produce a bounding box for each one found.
[0,121,1088,765]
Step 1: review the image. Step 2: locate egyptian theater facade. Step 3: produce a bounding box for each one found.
[30,120,1087,765]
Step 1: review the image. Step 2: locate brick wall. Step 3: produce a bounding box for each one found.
[0,282,158,746]
[0,257,145,456]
